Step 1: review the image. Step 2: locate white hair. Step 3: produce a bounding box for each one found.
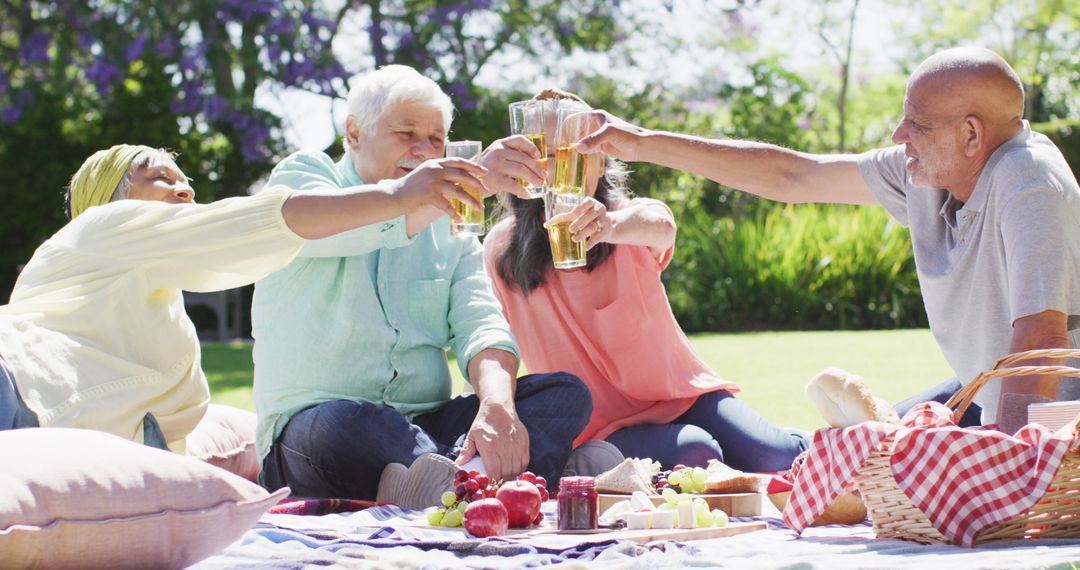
[344,65,454,152]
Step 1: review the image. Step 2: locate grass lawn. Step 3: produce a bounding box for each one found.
[203,328,951,432]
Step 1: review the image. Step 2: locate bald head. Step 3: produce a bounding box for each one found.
[909,47,1024,135]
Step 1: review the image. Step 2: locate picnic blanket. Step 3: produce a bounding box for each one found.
[192,492,1080,569]
[783,401,1079,546]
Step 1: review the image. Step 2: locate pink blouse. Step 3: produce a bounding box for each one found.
[483,210,738,446]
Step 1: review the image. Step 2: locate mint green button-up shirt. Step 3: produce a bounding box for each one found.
[252,151,519,461]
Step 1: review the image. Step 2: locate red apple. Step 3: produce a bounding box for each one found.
[496,480,543,528]
[463,498,509,538]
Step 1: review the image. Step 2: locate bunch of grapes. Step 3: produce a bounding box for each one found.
[656,488,729,528]
[517,471,550,502]
[655,464,708,494]
[427,470,551,528]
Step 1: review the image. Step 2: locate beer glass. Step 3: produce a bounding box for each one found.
[545,192,586,270]
[553,107,592,197]
[445,140,485,235]
[508,99,556,198]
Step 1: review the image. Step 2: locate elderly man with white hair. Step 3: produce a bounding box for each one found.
[252,65,597,509]
[577,47,1080,433]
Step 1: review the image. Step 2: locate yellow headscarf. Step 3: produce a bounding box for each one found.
[69,144,155,219]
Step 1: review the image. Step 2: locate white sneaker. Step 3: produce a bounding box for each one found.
[375,453,460,510]
[561,440,625,478]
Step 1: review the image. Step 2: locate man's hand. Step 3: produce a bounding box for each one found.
[574,110,650,162]
[476,135,545,200]
[388,157,488,220]
[545,196,614,251]
[456,348,528,481]
[457,400,530,481]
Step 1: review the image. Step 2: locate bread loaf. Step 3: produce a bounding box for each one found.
[806,368,900,428]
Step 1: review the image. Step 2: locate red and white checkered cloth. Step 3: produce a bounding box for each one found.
[782,402,1079,546]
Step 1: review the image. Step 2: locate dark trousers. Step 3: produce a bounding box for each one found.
[895,377,982,427]
[262,372,591,499]
[605,390,809,472]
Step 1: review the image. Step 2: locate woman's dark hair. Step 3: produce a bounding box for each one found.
[493,158,631,295]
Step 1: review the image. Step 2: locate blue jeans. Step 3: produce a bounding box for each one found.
[0,355,39,431]
[604,390,808,472]
[262,372,591,499]
[894,377,982,427]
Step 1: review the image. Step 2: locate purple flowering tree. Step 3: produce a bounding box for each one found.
[0,0,634,301]
[0,0,349,301]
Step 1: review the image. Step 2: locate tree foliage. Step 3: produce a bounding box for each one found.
[0,0,633,301]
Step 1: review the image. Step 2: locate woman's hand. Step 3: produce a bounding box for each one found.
[388,157,488,220]
[546,196,614,251]
[476,135,546,200]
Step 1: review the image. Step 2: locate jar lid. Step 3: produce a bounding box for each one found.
[558,476,596,490]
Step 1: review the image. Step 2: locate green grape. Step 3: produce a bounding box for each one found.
[661,488,679,505]
[668,470,683,486]
[657,502,678,512]
[442,508,464,528]
[677,494,692,505]
[441,491,457,508]
[691,468,707,492]
[454,500,469,513]
[427,508,446,526]
[692,500,709,517]
[694,511,713,528]
[711,509,729,527]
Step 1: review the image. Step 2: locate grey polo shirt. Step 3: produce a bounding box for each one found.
[857,122,1080,422]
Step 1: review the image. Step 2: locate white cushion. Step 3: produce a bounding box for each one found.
[0,427,288,569]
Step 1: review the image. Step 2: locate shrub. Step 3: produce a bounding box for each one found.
[665,195,925,332]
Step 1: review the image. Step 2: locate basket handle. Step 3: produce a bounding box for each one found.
[943,348,1080,424]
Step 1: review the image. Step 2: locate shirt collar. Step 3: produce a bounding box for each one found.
[337,153,366,186]
[957,120,1031,215]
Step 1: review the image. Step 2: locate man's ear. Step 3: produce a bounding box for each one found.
[344,116,363,150]
[963,114,985,157]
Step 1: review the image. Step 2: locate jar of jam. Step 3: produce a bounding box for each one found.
[557,476,598,530]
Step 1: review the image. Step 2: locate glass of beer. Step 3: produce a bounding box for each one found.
[553,107,592,197]
[445,140,485,235]
[508,99,556,198]
[545,193,586,270]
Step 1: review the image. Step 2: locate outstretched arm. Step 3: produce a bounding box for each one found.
[280,157,487,239]
[576,110,877,206]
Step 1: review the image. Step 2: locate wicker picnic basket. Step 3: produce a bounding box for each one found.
[853,348,1080,545]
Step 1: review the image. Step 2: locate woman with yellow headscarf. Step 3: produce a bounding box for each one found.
[0,144,486,452]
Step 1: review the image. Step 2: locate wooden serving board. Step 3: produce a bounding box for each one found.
[598,492,762,516]
[509,521,767,544]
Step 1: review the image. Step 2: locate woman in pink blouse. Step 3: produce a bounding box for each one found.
[482,90,807,471]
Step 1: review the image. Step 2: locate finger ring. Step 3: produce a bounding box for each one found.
[595,221,603,232]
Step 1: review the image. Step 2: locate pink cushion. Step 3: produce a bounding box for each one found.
[0,427,288,569]
[187,404,261,482]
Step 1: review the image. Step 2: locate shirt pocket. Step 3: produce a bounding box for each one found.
[589,286,649,351]
[408,279,452,342]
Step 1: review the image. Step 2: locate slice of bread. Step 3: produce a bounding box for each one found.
[703,459,762,493]
[595,458,654,494]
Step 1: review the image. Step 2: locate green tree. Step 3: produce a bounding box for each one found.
[890,0,1080,123]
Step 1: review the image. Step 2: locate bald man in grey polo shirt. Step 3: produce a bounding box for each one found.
[575,46,1080,432]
